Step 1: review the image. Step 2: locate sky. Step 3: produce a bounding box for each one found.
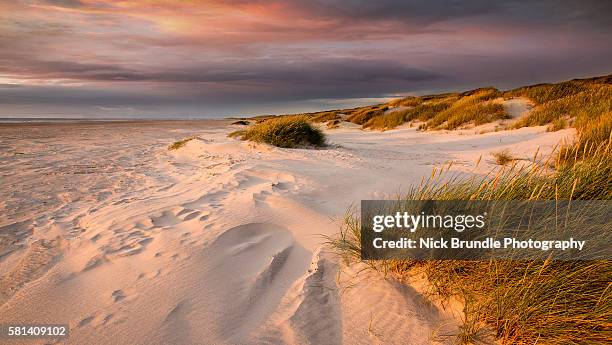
[0,0,611,118]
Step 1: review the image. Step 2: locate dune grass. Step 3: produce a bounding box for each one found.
[231,115,325,148]
[362,75,610,132]
[364,97,457,130]
[328,137,611,344]
[426,88,508,130]
[347,106,388,125]
[364,88,508,130]
[168,137,196,150]
[491,149,515,166]
[512,85,612,129]
[310,111,340,123]
[504,81,591,105]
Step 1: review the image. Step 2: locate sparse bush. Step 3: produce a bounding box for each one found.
[232,116,325,148]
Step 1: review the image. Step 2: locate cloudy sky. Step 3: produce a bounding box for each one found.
[1,0,611,118]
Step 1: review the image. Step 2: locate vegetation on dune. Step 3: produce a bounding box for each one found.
[512,85,611,129]
[329,77,612,343]
[347,106,388,125]
[363,107,413,130]
[329,139,612,344]
[426,88,508,130]
[364,74,611,132]
[364,97,457,130]
[238,74,611,134]
[491,149,515,166]
[168,137,196,150]
[364,88,508,131]
[504,81,591,105]
[230,115,325,148]
[310,111,340,123]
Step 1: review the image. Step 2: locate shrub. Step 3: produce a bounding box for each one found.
[234,116,325,148]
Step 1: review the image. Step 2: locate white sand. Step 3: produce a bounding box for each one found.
[0,118,574,344]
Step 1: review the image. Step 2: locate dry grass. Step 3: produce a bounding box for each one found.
[362,74,611,132]
[168,137,196,150]
[328,137,612,344]
[363,88,507,131]
[512,85,612,129]
[364,97,457,130]
[310,111,340,123]
[427,88,508,130]
[347,106,386,125]
[230,115,325,148]
[492,149,514,166]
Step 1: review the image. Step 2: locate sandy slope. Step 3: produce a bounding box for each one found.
[0,119,573,344]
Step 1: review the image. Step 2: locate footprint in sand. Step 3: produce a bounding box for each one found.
[78,315,95,328]
[111,289,126,302]
[182,211,201,221]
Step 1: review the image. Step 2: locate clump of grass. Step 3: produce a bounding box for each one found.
[232,115,325,148]
[311,111,340,123]
[231,120,250,125]
[492,149,515,166]
[328,140,612,344]
[168,137,196,150]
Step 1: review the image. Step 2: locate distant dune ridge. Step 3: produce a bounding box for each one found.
[0,74,609,344]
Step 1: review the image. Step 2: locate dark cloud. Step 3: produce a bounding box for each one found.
[1,56,437,84]
[1,0,611,118]
[33,0,86,8]
[293,0,612,30]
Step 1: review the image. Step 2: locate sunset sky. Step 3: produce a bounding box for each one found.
[1,0,611,118]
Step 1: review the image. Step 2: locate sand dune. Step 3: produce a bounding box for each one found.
[0,119,573,344]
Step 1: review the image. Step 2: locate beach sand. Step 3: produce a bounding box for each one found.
[0,119,573,344]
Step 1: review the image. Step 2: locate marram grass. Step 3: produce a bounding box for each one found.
[230,115,326,148]
[328,142,612,344]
